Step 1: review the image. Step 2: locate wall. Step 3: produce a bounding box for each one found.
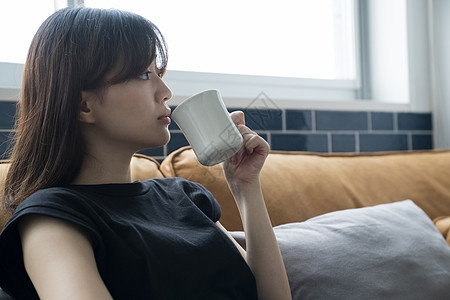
[140,104,432,161]
[0,101,15,158]
[0,100,433,161]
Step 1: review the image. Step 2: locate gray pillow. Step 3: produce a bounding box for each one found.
[0,288,13,300]
[230,200,450,300]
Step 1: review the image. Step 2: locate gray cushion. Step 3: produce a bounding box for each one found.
[0,288,13,300]
[231,200,450,299]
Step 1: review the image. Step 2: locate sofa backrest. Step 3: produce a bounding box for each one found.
[161,147,450,231]
[0,153,164,228]
[1,147,450,233]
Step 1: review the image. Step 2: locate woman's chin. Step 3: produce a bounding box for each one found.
[143,133,171,151]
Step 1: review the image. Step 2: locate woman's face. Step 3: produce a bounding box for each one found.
[83,61,173,154]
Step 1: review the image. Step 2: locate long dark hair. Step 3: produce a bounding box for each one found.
[2,7,167,213]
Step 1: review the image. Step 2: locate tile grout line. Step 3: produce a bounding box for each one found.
[393,112,398,132]
[355,132,360,153]
[327,132,332,153]
[407,132,413,151]
[311,110,316,132]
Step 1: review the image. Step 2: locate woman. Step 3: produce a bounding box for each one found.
[0,7,291,300]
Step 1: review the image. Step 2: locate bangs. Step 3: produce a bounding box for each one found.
[106,11,168,85]
[77,8,168,90]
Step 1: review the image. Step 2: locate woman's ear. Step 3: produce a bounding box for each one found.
[79,91,96,124]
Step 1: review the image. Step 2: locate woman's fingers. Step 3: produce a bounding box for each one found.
[237,124,268,154]
[229,111,245,126]
[237,124,257,139]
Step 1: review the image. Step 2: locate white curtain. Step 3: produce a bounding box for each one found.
[430,0,450,149]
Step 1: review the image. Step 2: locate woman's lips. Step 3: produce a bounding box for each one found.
[158,110,171,124]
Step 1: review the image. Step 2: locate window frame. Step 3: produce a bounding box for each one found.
[161,0,362,104]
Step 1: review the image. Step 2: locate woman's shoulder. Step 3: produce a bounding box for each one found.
[6,185,105,237]
[150,177,209,191]
[153,177,220,221]
[148,177,215,201]
[27,185,81,198]
[18,185,88,210]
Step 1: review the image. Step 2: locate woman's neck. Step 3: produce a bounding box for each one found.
[71,153,133,185]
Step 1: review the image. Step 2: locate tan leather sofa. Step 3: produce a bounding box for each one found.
[160,147,450,238]
[1,147,449,244]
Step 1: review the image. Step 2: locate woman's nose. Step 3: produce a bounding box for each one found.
[159,79,172,103]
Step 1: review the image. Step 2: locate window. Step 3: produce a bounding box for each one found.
[0,1,55,63]
[0,1,429,111]
[84,0,357,81]
[1,0,359,102]
[84,0,359,101]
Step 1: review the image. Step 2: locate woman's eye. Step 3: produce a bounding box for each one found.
[138,71,151,80]
[156,68,166,78]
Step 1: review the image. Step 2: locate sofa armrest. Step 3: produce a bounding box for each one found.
[434,216,450,246]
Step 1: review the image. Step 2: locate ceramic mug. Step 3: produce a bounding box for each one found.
[171,90,243,166]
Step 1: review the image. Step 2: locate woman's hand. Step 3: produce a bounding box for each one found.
[222,111,292,300]
[223,111,270,186]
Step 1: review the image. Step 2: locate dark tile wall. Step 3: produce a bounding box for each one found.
[0,131,11,158]
[0,101,433,161]
[0,102,16,129]
[161,108,433,160]
[0,101,16,159]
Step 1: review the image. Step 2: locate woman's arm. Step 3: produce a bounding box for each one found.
[222,111,291,300]
[18,215,113,300]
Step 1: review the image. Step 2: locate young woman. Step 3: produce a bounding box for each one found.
[0,7,291,300]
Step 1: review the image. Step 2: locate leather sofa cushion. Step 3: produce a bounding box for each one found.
[129,153,164,181]
[435,216,450,246]
[161,147,450,231]
[0,162,9,228]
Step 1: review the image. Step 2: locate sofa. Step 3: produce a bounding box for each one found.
[1,146,450,299]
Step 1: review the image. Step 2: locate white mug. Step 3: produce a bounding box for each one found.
[171,90,243,166]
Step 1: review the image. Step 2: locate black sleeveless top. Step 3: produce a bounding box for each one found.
[0,178,257,299]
